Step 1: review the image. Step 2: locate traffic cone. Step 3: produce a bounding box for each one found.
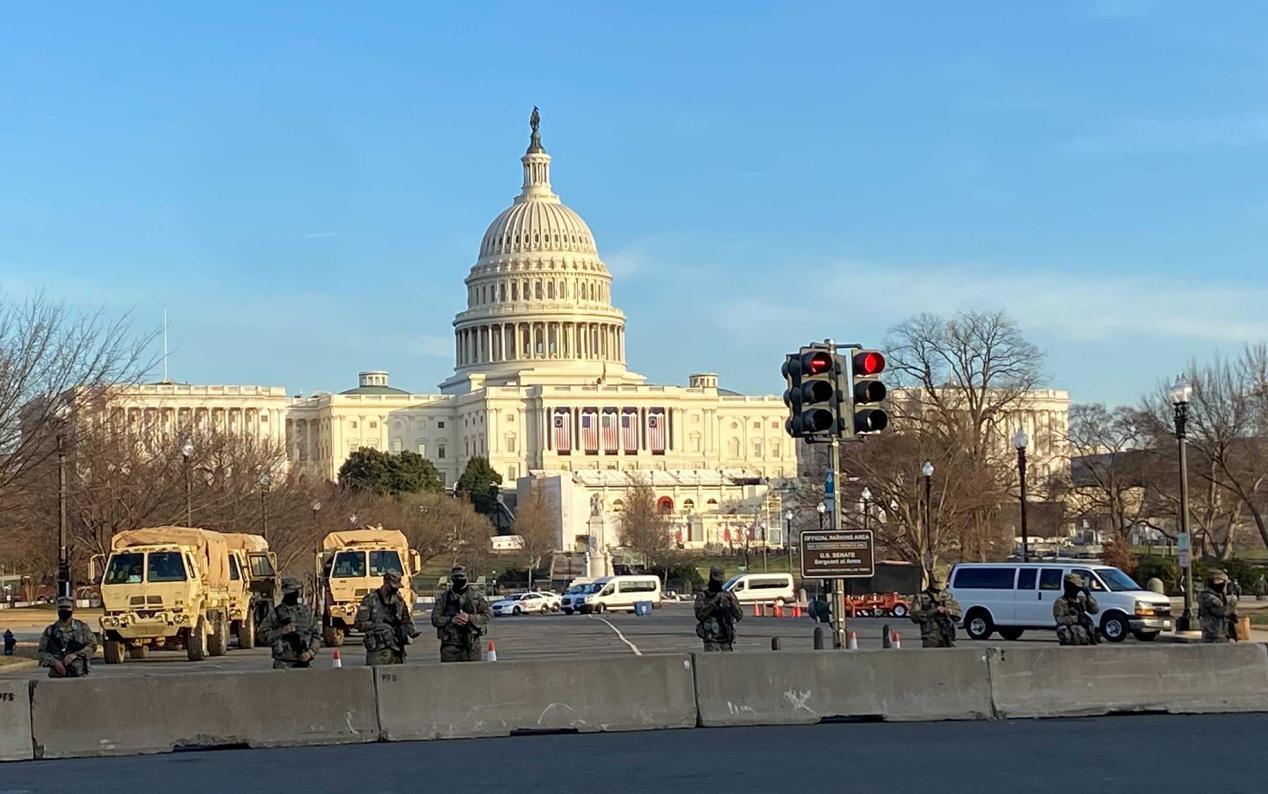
[891,631,902,650]
[792,604,801,618]
[753,603,760,617]
[487,640,497,662]
[847,631,858,650]
[773,604,783,618]
[331,649,342,669]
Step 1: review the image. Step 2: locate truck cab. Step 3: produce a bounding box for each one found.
[221,533,280,649]
[316,529,420,647]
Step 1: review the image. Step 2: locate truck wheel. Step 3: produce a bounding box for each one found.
[322,625,344,647]
[103,638,125,664]
[236,617,256,649]
[208,614,229,657]
[127,644,149,660]
[187,619,208,661]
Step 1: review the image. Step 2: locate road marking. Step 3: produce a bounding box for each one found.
[593,616,642,656]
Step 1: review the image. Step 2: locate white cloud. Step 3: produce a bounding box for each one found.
[407,334,453,358]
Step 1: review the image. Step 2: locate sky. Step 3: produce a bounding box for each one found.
[1,1,1265,407]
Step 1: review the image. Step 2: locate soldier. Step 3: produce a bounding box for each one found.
[1053,572,1100,645]
[37,597,97,678]
[355,570,419,666]
[910,573,961,648]
[1198,569,1240,643]
[694,567,742,652]
[259,577,321,669]
[430,565,492,662]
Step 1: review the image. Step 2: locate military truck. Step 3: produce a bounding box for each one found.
[221,533,281,648]
[98,527,233,663]
[316,528,419,647]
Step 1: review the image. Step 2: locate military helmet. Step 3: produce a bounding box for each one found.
[708,566,726,583]
[383,570,403,586]
[450,565,467,577]
[281,577,302,594]
[55,596,74,610]
[1208,569,1230,584]
[1063,572,1085,588]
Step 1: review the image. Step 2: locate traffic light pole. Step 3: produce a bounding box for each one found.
[830,430,847,650]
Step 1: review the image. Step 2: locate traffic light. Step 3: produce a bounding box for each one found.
[849,349,889,434]
[783,345,843,438]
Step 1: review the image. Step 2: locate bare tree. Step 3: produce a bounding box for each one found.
[513,480,556,589]
[617,478,671,570]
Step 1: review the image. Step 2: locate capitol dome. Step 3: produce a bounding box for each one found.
[445,109,640,393]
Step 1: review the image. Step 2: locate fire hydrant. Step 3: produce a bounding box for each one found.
[2,629,15,656]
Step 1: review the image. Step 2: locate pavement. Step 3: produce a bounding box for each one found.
[0,602,1184,679]
[4,713,1264,793]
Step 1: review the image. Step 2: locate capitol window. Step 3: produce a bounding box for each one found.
[511,283,519,300]
[438,444,446,459]
[438,421,445,429]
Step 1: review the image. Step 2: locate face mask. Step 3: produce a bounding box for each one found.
[283,592,300,606]
[57,610,73,621]
[452,578,468,592]
[1213,581,1226,593]
[708,579,722,592]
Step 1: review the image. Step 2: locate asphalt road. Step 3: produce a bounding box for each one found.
[1,602,1155,679]
[5,713,1263,793]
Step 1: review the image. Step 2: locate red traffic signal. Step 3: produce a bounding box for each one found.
[853,350,885,376]
[802,350,833,376]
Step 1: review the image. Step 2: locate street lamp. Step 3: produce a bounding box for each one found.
[181,438,194,528]
[54,404,71,599]
[784,509,794,573]
[816,501,827,530]
[921,460,934,575]
[349,513,359,528]
[258,471,272,541]
[1172,376,1196,632]
[860,487,872,533]
[311,499,322,525]
[1012,428,1029,562]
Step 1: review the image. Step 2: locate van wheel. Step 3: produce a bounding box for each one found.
[322,626,344,647]
[890,603,909,618]
[186,619,208,661]
[103,638,125,664]
[964,609,994,640]
[127,644,149,660]
[998,627,1025,641]
[1101,613,1130,643]
[594,604,605,614]
[563,608,573,615]
[1132,630,1159,642]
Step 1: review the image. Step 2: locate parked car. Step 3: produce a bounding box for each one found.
[947,561,1172,643]
[491,592,553,617]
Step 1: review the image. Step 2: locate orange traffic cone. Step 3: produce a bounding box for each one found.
[753,603,761,617]
[487,640,497,662]
[891,631,902,650]
[331,649,342,669]
[847,631,858,650]
[791,604,801,618]
[773,604,783,618]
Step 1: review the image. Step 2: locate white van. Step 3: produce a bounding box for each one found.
[947,561,1173,643]
[581,575,662,614]
[723,573,795,606]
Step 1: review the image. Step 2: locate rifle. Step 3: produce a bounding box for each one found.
[1079,590,1099,644]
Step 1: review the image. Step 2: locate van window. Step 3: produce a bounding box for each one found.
[1097,568,1142,592]
[750,578,790,590]
[104,553,144,585]
[953,567,1016,590]
[1072,569,1106,592]
[1016,569,1037,590]
[600,584,615,596]
[228,555,241,581]
[1039,569,1063,590]
[148,552,188,583]
[618,579,658,593]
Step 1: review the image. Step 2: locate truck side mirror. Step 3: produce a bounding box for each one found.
[314,552,323,575]
[410,550,421,573]
[89,554,105,582]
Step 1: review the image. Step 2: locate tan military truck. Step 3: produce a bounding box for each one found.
[316,528,419,647]
[98,527,233,663]
[221,533,281,648]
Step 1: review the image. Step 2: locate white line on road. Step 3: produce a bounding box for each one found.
[592,616,642,656]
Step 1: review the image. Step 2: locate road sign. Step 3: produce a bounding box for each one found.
[1178,533,1191,552]
[800,529,875,579]
[1179,549,1191,567]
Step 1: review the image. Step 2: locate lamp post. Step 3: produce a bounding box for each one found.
[258,471,272,541]
[921,460,934,576]
[784,509,794,573]
[55,405,71,599]
[1172,377,1196,632]
[349,513,359,528]
[180,438,194,528]
[816,501,826,530]
[311,499,322,526]
[860,487,872,533]
[1012,428,1029,562]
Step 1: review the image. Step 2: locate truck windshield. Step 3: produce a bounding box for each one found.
[104,553,144,585]
[249,553,275,579]
[332,551,366,578]
[369,550,403,576]
[147,552,187,583]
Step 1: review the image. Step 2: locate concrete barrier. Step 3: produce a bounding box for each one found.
[988,644,1268,718]
[0,679,32,762]
[30,668,378,759]
[693,649,994,726]
[375,654,698,741]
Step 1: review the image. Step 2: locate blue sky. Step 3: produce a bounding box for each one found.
[2,1,1265,406]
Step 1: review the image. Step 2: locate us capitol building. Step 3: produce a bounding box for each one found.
[104,111,1069,553]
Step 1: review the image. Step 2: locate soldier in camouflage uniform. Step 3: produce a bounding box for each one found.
[259,577,321,669]
[910,574,961,648]
[430,565,491,662]
[38,597,98,678]
[1053,572,1100,645]
[694,567,742,652]
[355,570,419,666]
[1198,569,1239,643]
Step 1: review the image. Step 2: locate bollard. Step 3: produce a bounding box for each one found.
[813,626,826,650]
[771,637,781,651]
[847,631,858,650]
[882,624,891,649]
[2,628,14,656]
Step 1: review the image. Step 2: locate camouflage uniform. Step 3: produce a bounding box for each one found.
[694,567,742,652]
[1053,573,1100,645]
[1198,570,1239,643]
[910,580,961,648]
[430,566,492,663]
[38,598,98,679]
[259,577,321,669]
[355,571,418,666]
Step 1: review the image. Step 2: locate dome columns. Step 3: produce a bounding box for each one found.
[454,319,626,369]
